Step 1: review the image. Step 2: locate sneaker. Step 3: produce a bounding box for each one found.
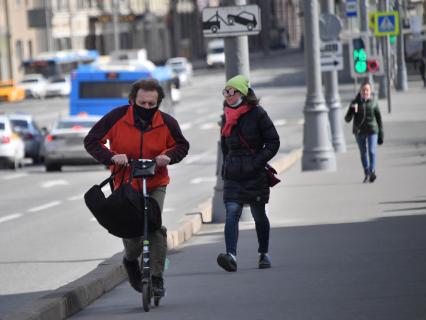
[122,257,142,292]
[217,253,237,272]
[369,172,377,183]
[258,253,271,269]
[152,276,166,297]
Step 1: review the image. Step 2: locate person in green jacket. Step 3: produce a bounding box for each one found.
[345,81,384,183]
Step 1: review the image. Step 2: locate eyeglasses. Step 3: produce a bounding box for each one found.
[137,101,157,108]
[222,88,239,97]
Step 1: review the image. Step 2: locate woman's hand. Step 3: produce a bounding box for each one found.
[111,154,129,166]
[351,103,358,113]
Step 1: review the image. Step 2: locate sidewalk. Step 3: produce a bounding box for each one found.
[64,85,426,320]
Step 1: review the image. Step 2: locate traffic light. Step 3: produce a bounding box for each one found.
[350,36,384,78]
[352,38,367,74]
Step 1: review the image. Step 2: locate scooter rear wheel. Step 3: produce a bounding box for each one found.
[142,283,151,312]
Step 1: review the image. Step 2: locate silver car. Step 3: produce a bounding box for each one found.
[43,115,101,172]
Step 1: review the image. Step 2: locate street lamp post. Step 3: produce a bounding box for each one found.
[301,0,336,171]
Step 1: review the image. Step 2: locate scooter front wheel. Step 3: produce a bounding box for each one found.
[142,283,151,312]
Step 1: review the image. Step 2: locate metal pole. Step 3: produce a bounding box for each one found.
[385,0,392,113]
[359,0,374,86]
[212,0,251,222]
[301,0,336,171]
[44,0,53,51]
[395,0,408,91]
[112,0,120,51]
[320,0,346,153]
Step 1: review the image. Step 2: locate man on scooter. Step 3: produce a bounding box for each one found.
[84,79,189,296]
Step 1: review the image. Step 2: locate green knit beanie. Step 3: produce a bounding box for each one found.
[226,75,250,96]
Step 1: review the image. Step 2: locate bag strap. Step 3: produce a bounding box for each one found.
[99,165,126,191]
[237,130,277,173]
[236,130,255,156]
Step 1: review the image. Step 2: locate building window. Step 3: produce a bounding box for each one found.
[16,40,24,64]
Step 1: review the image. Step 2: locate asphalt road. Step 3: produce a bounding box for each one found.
[0,50,307,317]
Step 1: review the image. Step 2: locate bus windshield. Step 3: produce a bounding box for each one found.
[22,50,99,78]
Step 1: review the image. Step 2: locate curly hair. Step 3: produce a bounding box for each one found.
[128,79,165,106]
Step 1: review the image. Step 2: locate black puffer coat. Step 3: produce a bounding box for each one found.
[221,106,280,204]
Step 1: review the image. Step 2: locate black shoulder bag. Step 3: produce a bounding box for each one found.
[84,164,161,238]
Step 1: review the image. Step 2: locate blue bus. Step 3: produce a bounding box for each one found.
[22,50,99,78]
[69,61,176,116]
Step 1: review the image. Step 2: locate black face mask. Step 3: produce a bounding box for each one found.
[133,105,159,130]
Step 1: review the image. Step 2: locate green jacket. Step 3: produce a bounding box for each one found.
[345,95,383,136]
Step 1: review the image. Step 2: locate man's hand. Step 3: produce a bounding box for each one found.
[111,154,129,166]
[155,154,171,167]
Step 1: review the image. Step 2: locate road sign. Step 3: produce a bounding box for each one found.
[320,40,343,72]
[321,55,344,72]
[319,14,342,41]
[346,0,357,17]
[374,11,399,36]
[202,5,261,38]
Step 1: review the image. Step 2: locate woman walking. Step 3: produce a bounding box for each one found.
[345,81,384,183]
[217,75,280,272]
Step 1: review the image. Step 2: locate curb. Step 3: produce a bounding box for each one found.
[3,149,302,320]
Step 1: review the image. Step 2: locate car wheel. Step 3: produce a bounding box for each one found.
[211,26,218,33]
[247,23,254,31]
[228,17,234,25]
[45,161,61,172]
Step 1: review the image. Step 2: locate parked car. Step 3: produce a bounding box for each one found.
[45,75,71,97]
[0,80,25,102]
[166,57,193,86]
[18,74,47,99]
[8,113,44,163]
[43,114,101,172]
[0,115,25,169]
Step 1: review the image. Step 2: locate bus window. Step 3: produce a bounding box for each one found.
[79,81,133,99]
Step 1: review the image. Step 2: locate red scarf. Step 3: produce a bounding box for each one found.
[221,104,251,137]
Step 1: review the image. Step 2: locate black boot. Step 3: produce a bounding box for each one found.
[217,253,237,272]
[258,253,272,269]
[122,257,142,292]
[369,171,377,183]
[152,276,166,297]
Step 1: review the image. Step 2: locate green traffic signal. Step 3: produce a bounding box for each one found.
[354,48,367,73]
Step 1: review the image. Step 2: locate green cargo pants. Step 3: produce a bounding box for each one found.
[122,186,167,278]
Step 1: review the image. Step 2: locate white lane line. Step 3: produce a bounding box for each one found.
[183,149,216,164]
[163,208,174,213]
[273,119,287,127]
[2,173,28,180]
[199,122,217,130]
[27,201,62,213]
[0,213,22,224]
[41,180,69,188]
[190,176,217,184]
[68,194,83,201]
[297,118,305,125]
[180,122,193,131]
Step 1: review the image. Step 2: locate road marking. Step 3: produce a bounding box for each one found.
[0,213,22,224]
[163,208,174,213]
[68,194,83,201]
[27,201,62,213]
[273,119,287,127]
[184,149,216,164]
[180,122,193,131]
[2,173,28,180]
[199,122,217,130]
[41,180,69,188]
[190,176,217,184]
[297,118,305,125]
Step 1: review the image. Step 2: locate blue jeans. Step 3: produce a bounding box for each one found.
[224,201,270,256]
[355,134,378,174]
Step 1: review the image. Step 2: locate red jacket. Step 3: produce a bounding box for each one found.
[84,105,189,191]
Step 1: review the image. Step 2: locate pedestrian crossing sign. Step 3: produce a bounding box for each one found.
[374,11,399,36]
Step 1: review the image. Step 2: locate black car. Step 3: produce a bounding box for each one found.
[227,11,257,30]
